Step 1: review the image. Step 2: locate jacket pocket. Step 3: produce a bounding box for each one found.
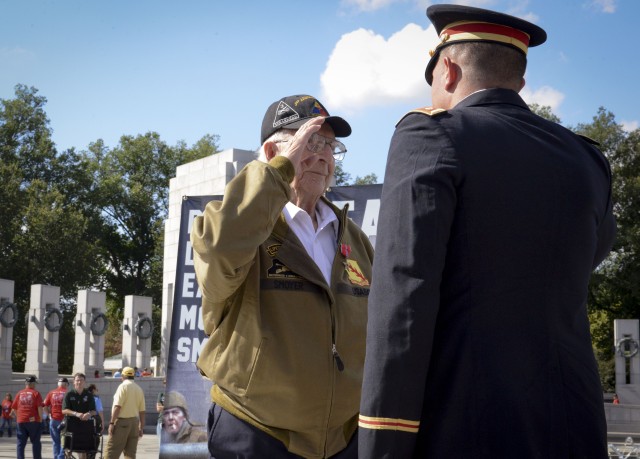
[244,337,267,395]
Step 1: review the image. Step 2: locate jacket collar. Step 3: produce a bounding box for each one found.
[454,87,529,111]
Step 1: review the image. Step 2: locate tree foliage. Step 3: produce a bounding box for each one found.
[573,108,640,390]
[0,85,217,371]
[0,85,100,372]
[528,103,562,124]
[334,162,378,186]
[85,132,217,354]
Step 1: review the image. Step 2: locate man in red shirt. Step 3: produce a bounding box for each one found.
[11,376,43,459]
[43,377,68,459]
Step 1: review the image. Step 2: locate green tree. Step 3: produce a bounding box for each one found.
[334,162,352,185]
[574,108,640,391]
[0,85,100,373]
[84,132,218,356]
[528,103,561,123]
[1,84,220,370]
[354,173,378,185]
[334,162,378,186]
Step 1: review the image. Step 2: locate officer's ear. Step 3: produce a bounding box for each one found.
[442,56,459,91]
[518,77,526,92]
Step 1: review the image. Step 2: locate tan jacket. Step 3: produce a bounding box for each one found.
[191,157,374,458]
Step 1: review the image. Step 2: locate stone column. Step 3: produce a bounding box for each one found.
[24,284,61,382]
[614,319,640,404]
[73,290,107,376]
[0,279,16,382]
[122,295,153,371]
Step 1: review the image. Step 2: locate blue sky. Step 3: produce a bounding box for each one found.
[1,0,638,182]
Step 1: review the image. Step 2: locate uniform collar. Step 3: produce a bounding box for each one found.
[454,87,528,111]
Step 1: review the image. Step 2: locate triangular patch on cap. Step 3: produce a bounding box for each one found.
[273,101,300,129]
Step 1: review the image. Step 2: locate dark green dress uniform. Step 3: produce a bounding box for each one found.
[358,86,616,458]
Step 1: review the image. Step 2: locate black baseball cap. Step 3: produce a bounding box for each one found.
[424,4,547,85]
[260,95,351,144]
[58,377,68,383]
[25,376,37,383]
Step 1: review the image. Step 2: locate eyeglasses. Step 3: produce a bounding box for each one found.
[273,133,347,161]
[308,133,347,161]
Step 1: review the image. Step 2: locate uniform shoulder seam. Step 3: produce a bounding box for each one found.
[576,133,600,146]
[396,107,447,127]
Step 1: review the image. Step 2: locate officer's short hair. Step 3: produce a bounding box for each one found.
[443,42,526,88]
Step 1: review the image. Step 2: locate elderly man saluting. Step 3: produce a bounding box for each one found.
[104,366,146,459]
[191,95,374,458]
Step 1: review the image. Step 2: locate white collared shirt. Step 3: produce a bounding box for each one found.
[283,200,338,285]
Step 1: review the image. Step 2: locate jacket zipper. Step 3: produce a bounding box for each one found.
[332,344,345,371]
[329,202,349,373]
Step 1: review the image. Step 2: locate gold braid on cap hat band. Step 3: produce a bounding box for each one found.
[429,20,531,57]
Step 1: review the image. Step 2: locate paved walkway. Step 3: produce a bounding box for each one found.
[0,430,160,458]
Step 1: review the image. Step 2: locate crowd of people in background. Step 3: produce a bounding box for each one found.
[1,370,208,459]
[1,370,148,459]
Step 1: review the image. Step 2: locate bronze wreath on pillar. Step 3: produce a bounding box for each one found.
[90,312,109,336]
[616,337,640,359]
[0,301,18,328]
[44,308,63,332]
[134,316,154,340]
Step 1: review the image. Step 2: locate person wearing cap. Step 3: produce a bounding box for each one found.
[11,376,44,459]
[358,4,615,458]
[191,94,373,458]
[62,373,97,459]
[104,366,146,459]
[160,391,206,444]
[43,377,69,459]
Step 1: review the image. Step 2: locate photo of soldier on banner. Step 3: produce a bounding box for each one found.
[162,186,381,458]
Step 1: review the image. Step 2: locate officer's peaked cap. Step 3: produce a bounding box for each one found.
[425,4,547,85]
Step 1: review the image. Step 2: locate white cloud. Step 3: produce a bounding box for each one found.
[446,0,497,6]
[505,0,539,23]
[0,46,34,59]
[321,23,438,112]
[520,85,565,111]
[341,0,404,12]
[621,120,639,132]
[588,0,616,13]
[341,0,497,13]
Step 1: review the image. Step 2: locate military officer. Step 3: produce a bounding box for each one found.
[358,4,616,458]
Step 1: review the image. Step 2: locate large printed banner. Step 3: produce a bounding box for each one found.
[163,185,382,456]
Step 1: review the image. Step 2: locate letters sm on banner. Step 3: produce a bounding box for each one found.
[164,185,381,453]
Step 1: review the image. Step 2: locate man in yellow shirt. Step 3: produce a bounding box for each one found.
[104,367,146,459]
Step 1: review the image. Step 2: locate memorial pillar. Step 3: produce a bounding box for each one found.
[614,319,640,404]
[24,284,61,382]
[122,295,153,371]
[0,279,17,382]
[73,290,108,376]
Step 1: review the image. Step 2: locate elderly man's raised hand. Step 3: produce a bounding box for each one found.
[278,117,324,175]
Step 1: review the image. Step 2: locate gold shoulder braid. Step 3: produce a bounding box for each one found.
[396,107,447,127]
